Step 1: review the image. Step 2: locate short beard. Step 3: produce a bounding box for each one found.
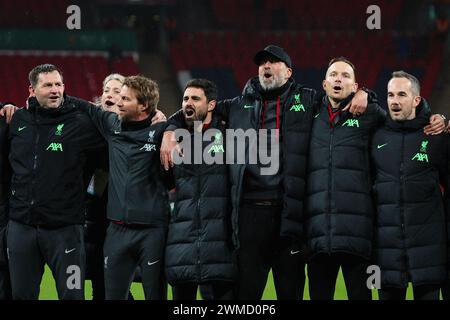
[119,112,136,123]
[185,110,208,128]
[259,75,283,91]
[392,111,412,121]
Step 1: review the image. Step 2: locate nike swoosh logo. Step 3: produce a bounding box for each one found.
[290,250,300,255]
[315,113,320,118]
[147,259,160,266]
[243,105,254,109]
[65,248,76,254]
[377,143,388,149]
[114,130,120,134]
[18,126,26,131]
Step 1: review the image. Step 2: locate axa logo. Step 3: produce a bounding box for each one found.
[208,132,224,154]
[411,153,429,162]
[46,142,63,152]
[207,144,224,154]
[342,119,360,128]
[140,143,156,152]
[412,140,429,163]
[290,94,305,112]
[290,104,305,112]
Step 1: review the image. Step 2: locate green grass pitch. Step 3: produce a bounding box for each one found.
[38,265,420,300]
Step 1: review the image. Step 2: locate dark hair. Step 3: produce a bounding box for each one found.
[328,57,357,79]
[184,78,218,102]
[123,75,159,114]
[391,70,421,96]
[28,64,63,88]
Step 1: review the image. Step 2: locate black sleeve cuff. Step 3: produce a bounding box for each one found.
[165,124,178,132]
[0,102,16,108]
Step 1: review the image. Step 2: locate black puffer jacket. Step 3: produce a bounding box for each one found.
[446,136,450,282]
[167,78,316,247]
[165,118,235,285]
[0,115,10,229]
[0,114,10,266]
[305,96,385,260]
[227,78,316,246]
[371,99,447,288]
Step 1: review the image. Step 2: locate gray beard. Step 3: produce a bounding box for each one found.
[260,82,277,91]
[259,76,282,91]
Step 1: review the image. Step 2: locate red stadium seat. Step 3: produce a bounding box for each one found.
[0,52,140,103]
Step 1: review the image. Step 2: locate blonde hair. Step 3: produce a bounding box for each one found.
[102,73,125,89]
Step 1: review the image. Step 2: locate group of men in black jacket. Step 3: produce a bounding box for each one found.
[0,44,448,300]
[0,65,173,300]
[303,59,448,300]
[161,45,449,300]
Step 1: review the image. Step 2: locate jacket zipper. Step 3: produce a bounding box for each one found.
[399,133,409,285]
[196,171,202,282]
[327,125,334,255]
[124,142,132,223]
[31,109,40,210]
[256,99,263,129]
[326,106,344,255]
[234,165,245,248]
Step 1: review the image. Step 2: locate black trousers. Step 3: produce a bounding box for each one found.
[308,253,371,300]
[379,284,440,300]
[441,283,450,300]
[86,237,137,300]
[199,284,214,300]
[236,202,305,300]
[85,241,106,300]
[7,220,85,300]
[172,281,234,300]
[0,264,11,300]
[84,193,108,300]
[0,226,11,300]
[103,223,166,300]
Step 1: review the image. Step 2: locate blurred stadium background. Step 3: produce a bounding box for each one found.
[1,0,449,299]
[1,0,449,115]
